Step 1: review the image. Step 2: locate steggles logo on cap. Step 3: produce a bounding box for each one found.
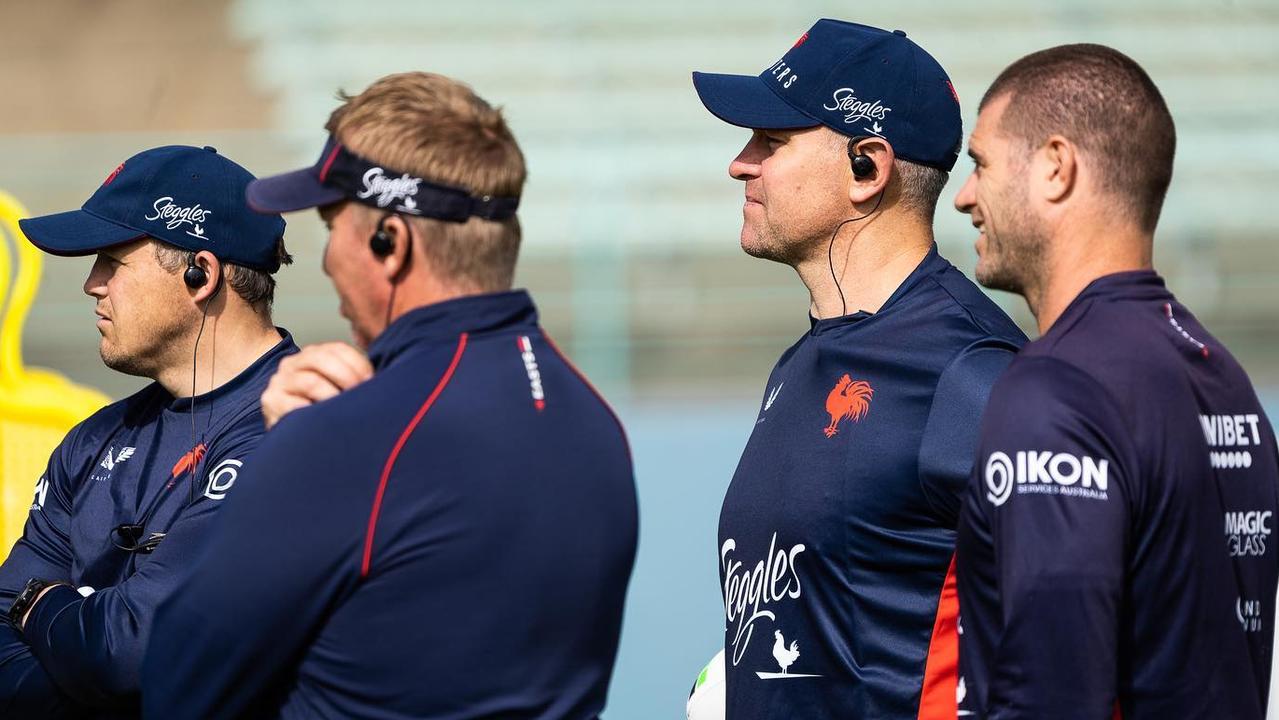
[356,167,423,212]
[822,88,892,126]
[144,197,215,242]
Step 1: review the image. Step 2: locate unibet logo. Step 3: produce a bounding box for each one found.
[1226,510,1272,557]
[1200,414,1262,447]
[985,450,1110,507]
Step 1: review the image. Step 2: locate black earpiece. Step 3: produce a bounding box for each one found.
[183,255,208,288]
[848,138,876,179]
[370,215,394,257]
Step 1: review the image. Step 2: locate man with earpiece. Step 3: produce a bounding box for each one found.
[685,19,1026,719]
[143,72,638,720]
[0,145,297,717]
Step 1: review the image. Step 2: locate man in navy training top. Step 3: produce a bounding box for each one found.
[1,145,296,718]
[690,19,1026,719]
[143,72,639,720]
[954,44,1279,719]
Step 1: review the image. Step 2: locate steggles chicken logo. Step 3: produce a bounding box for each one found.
[823,374,873,438]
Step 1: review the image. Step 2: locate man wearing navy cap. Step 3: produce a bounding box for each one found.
[954,44,1279,719]
[691,19,1026,718]
[0,145,296,717]
[143,72,638,719]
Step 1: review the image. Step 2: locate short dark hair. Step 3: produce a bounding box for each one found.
[830,131,949,220]
[980,43,1176,232]
[894,159,949,220]
[154,240,292,313]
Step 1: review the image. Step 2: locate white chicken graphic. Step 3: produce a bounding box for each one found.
[754,628,820,680]
[772,630,800,674]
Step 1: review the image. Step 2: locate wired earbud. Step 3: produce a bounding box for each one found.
[847,136,876,179]
[370,214,395,257]
[183,255,208,288]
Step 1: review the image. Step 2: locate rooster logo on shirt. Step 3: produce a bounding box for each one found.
[772,630,800,674]
[823,374,874,438]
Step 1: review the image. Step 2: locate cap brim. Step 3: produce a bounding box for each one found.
[246,168,347,214]
[691,72,819,130]
[18,209,147,257]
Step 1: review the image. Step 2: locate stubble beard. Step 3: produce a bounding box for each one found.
[975,184,1047,300]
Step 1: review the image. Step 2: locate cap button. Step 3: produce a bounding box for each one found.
[892,29,907,37]
[202,146,218,153]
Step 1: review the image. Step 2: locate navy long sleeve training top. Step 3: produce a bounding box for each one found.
[956,271,1279,719]
[0,332,296,719]
[144,290,639,720]
[717,246,1027,719]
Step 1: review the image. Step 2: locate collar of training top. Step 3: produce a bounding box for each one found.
[246,135,520,221]
[368,290,538,370]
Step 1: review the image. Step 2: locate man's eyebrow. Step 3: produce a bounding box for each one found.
[967,146,983,163]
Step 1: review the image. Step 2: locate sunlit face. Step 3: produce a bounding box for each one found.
[82,239,191,378]
[727,126,852,265]
[318,202,387,349]
[953,93,1047,295]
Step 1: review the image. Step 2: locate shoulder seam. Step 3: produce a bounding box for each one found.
[923,273,1018,345]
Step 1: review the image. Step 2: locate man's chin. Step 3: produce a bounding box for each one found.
[739,229,790,264]
[975,262,1023,295]
[100,347,150,378]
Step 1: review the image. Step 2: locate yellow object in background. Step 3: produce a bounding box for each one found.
[0,190,109,554]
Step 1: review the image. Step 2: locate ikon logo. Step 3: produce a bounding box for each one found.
[985,450,1109,506]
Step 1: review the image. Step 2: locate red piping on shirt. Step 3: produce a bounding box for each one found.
[540,330,631,463]
[360,333,469,578]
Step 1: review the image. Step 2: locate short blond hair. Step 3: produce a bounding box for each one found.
[326,72,527,291]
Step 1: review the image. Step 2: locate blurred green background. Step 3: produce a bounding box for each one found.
[1,1,1276,716]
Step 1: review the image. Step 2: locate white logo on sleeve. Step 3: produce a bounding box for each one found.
[204,459,241,500]
[985,450,1110,506]
[32,476,49,511]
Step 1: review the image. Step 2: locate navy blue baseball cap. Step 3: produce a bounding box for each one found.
[19,145,288,271]
[692,19,963,171]
[245,136,519,222]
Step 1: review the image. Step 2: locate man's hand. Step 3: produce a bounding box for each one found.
[262,342,373,429]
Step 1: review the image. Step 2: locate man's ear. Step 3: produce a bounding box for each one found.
[189,250,223,303]
[1036,134,1077,205]
[375,214,413,282]
[847,136,895,205]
